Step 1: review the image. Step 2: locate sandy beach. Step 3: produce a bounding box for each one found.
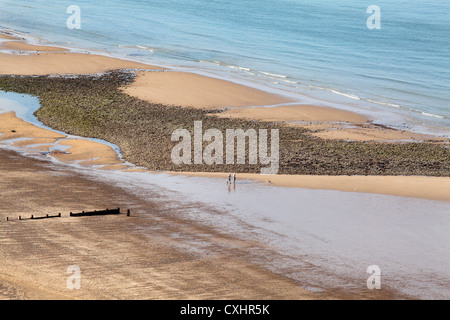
[0,33,161,75]
[1,30,449,300]
[0,149,320,300]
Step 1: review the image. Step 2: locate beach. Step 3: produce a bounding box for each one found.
[0,149,318,300]
[0,29,449,300]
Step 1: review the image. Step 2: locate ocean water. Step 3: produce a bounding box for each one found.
[0,0,449,134]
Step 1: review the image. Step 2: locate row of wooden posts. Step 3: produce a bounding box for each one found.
[4,208,131,222]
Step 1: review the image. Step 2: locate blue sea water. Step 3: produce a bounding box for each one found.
[1,0,449,134]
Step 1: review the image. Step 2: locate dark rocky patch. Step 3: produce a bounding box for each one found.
[0,71,449,176]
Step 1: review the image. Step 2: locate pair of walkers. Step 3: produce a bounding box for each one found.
[227,173,237,184]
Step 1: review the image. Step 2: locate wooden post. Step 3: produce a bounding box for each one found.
[127,209,130,217]
[19,216,21,220]
[31,215,34,219]
[59,213,61,217]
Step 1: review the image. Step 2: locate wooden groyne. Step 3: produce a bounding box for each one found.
[5,213,62,222]
[70,208,130,217]
[4,208,130,222]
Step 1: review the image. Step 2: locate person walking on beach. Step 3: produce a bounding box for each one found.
[233,173,237,184]
[228,174,232,184]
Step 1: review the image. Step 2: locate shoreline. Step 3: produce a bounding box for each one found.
[1,31,449,183]
[168,171,450,202]
[1,28,448,141]
[0,31,449,198]
[2,27,449,139]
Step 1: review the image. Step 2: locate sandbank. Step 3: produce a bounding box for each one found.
[121,70,293,109]
[169,171,450,202]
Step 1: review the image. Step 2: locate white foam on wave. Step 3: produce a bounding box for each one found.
[366,99,402,108]
[259,71,288,78]
[198,60,222,66]
[227,65,251,72]
[422,112,445,119]
[328,89,361,100]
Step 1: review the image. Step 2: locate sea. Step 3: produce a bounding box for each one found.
[0,0,449,136]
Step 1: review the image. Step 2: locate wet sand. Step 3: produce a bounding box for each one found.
[170,172,450,202]
[215,105,442,142]
[0,112,123,167]
[0,149,320,300]
[216,104,368,123]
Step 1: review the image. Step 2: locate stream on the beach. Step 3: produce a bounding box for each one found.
[1,90,449,299]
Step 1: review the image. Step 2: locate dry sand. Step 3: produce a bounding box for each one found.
[0,33,160,75]
[0,52,161,75]
[216,104,368,123]
[309,124,443,142]
[122,71,293,109]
